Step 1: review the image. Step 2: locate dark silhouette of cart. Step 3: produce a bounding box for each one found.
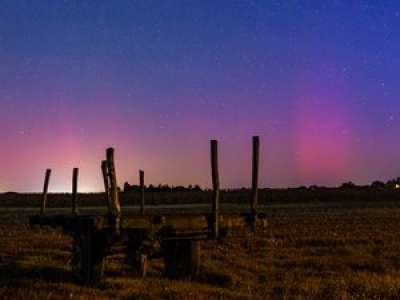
[29,137,266,284]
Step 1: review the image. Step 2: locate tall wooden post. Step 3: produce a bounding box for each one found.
[251,136,260,216]
[210,140,220,239]
[106,148,121,220]
[40,169,51,215]
[139,170,145,216]
[101,160,113,216]
[72,168,79,214]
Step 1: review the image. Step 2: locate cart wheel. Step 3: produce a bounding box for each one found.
[71,232,106,285]
[163,240,201,279]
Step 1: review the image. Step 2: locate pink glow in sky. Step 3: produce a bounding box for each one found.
[294,95,352,186]
[2,2,400,192]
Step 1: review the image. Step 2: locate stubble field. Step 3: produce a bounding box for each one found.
[1,191,400,299]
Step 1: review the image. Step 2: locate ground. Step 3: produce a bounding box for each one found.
[1,200,400,299]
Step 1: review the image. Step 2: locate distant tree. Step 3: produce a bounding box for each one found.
[193,185,202,191]
[123,182,130,192]
[4,191,18,195]
[371,181,385,188]
[123,182,141,192]
[340,182,356,189]
[175,186,185,192]
[309,185,321,191]
[296,186,307,190]
[162,184,171,191]
[123,181,203,192]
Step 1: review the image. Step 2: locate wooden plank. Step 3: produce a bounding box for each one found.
[73,229,106,284]
[210,140,220,238]
[122,215,209,231]
[101,160,113,216]
[40,169,51,215]
[30,214,101,230]
[163,215,208,230]
[106,148,121,219]
[72,168,79,214]
[30,212,267,236]
[251,136,260,216]
[139,170,145,216]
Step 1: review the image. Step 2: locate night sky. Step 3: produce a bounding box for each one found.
[1,1,400,192]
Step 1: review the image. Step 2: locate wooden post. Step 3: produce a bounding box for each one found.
[251,136,260,216]
[72,168,79,214]
[106,148,121,220]
[101,160,113,216]
[40,169,51,215]
[139,170,145,216]
[210,140,220,239]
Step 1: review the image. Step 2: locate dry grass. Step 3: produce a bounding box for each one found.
[1,187,400,208]
[2,202,400,299]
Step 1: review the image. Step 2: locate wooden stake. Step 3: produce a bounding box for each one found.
[106,148,121,219]
[72,168,79,214]
[210,140,220,239]
[101,160,112,216]
[40,169,51,215]
[139,170,145,216]
[251,136,260,216]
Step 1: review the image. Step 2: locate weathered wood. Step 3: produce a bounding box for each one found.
[72,230,106,285]
[29,140,269,285]
[139,170,145,216]
[101,160,113,216]
[106,148,121,220]
[40,169,51,215]
[139,254,148,278]
[123,215,209,231]
[163,240,200,279]
[30,212,266,234]
[30,211,267,284]
[210,140,220,239]
[251,136,260,216]
[72,168,79,214]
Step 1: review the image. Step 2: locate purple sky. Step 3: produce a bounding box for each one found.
[1,1,400,192]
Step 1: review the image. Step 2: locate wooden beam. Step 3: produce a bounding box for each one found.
[72,168,79,214]
[210,140,220,239]
[251,136,260,216]
[139,170,145,216]
[40,169,51,215]
[106,148,121,219]
[101,160,112,216]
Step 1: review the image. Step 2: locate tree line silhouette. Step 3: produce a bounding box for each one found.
[122,177,400,193]
[123,182,203,193]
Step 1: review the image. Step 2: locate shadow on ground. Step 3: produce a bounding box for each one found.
[0,258,74,286]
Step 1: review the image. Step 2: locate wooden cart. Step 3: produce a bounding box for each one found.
[29,137,266,284]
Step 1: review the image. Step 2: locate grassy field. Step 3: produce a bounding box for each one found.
[1,187,400,208]
[1,195,400,299]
